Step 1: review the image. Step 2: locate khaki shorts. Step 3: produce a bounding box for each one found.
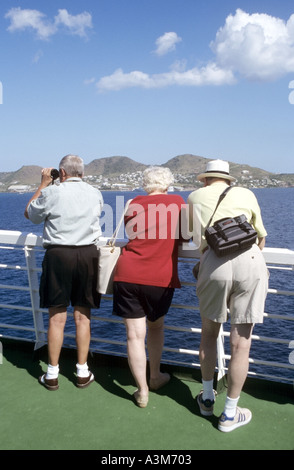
[196,244,268,324]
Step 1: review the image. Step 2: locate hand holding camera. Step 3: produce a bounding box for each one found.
[51,169,59,181]
[40,168,59,186]
[50,169,60,184]
[24,167,59,219]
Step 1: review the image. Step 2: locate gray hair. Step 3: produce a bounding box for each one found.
[59,154,84,177]
[142,166,174,194]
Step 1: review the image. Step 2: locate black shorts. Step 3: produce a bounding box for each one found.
[113,281,174,322]
[40,245,101,309]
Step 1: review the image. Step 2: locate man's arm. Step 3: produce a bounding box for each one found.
[258,237,266,250]
[24,168,53,219]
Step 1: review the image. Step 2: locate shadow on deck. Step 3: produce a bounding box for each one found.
[0,338,293,452]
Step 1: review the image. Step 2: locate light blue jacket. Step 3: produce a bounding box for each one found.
[27,177,103,247]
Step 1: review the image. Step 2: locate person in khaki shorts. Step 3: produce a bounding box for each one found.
[188,159,268,432]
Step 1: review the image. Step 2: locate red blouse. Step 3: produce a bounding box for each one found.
[113,194,187,288]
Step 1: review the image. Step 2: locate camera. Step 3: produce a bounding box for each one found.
[51,169,59,182]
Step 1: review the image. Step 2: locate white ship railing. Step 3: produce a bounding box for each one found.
[0,229,293,386]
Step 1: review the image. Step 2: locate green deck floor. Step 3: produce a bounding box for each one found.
[0,339,293,451]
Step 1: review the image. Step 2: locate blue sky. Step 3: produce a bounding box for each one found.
[0,0,294,174]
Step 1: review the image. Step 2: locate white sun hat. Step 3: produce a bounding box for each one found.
[197,159,236,182]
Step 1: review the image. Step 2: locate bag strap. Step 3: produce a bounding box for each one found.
[206,186,232,229]
[108,199,132,246]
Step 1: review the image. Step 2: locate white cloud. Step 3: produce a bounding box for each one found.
[154,32,182,56]
[5,7,92,40]
[96,64,235,92]
[32,50,44,64]
[54,9,93,38]
[5,7,57,40]
[84,77,96,85]
[96,9,294,91]
[211,8,294,81]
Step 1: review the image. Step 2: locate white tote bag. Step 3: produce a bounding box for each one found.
[97,200,131,295]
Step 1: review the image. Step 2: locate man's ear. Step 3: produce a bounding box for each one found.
[59,168,67,181]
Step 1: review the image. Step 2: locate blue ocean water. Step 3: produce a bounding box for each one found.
[0,188,293,379]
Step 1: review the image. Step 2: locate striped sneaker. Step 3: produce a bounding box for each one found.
[196,390,216,416]
[218,407,252,432]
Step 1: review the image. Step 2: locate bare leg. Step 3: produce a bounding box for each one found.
[147,316,164,379]
[199,317,221,381]
[147,316,170,389]
[48,307,67,366]
[227,323,253,398]
[74,306,91,365]
[124,317,149,397]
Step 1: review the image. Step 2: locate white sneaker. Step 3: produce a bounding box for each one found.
[196,390,216,416]
[218,407,252,432]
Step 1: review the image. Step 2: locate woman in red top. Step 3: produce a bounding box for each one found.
[113,166,187,407]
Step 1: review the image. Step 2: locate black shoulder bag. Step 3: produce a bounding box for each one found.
[204,187,257,257]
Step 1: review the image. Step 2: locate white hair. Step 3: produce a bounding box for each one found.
[59,154,84,177]
[142,166,174,194]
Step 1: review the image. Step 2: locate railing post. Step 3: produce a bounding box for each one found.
[216,325,227,392]
[24,246,46,350]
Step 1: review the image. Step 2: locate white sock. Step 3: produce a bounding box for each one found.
[46,364,59,380]
[76,362,90,378]
[223,396,239,418]
[202,379,215,401]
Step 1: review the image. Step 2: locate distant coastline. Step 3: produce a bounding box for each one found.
[1,154,293,193]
